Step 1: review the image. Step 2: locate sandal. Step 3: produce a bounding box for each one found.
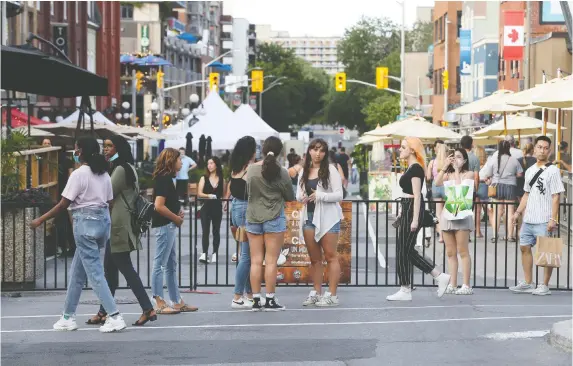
[133,309,157,326]
[86,311,107,325]
[455,285,473,295]
[155,304,181,315]
[173,302,199,312]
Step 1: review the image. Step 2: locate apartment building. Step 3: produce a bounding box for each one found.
[269,36,344,75]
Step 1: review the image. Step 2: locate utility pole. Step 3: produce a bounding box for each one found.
[525,1,531,90]
[444,14,449,121]
[400,1,406,116]
[131,69,137,126]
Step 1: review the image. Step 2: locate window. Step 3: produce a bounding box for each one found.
[121,4,134,19]
[50,1,54,15]
[456,66,461,94]
[434,20,438,42]
[457,11,462,37]
[87,1,95,19]
[36,1,40,11]
[442,13,447,41]
[75,2,78,24]
[438,17,443,41]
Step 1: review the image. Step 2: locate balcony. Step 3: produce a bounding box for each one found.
[220,32,232,41]
[220,15,232,25]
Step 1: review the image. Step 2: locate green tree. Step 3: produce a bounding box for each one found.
[361,94,400,130]
[407,21,434,52]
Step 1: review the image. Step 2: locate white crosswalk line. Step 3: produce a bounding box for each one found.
[482,330,550,341]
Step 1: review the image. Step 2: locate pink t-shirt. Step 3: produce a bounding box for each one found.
[61,165,113,210]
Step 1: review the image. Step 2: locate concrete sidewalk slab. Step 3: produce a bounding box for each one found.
[549,319,572,352]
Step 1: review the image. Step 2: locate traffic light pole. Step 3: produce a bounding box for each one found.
[346,79,417,98]
[131,69,137,127]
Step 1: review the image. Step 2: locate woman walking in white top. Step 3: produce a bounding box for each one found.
[297,139,344,307]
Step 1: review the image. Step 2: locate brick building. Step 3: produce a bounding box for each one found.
[432,1,462,124]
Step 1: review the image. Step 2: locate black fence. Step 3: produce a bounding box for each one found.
[1,199,571,292]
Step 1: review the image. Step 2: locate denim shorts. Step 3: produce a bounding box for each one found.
[246,210,287,234]
[477,182,489,201]
[519,222,548,246]
[303,211,341,233]
[431,183,445,199]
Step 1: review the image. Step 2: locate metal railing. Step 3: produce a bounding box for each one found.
[2,199,571,292]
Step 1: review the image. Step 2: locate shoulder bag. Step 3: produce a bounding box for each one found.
[230,171,249,243]
[488,156,509,198]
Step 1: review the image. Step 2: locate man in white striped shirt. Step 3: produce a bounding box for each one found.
[511,136,564,296]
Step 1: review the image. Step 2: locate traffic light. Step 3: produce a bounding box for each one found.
[156,70,164,89]
[441,121,449,127]
[376,67,388,89]
[442,70,449,91]
[209,72,220,91]
[251,70,264,93]
[335,72,346,92]
[135,71,144,92]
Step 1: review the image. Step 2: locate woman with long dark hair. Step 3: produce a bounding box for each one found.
[387,137,451,301]
[151,148,198,314]
[227,136,257,308]
[298,139,343,307]
[86,135,156,326]
[434,148,474,295]
[198,156,224,264]
[480,140,523,242]
[30,137,126,332]
[246,136,295,311]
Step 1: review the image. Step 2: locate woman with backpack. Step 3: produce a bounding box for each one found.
[86,135,156,327]
[30,137,126,333]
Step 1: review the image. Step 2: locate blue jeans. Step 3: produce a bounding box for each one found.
[520,222,549,246]
[232,199,252,296]
[64,207,118,316]
[303,211,341,233]
[151,223,181,303]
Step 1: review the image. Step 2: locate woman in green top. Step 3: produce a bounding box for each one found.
[246,136,295,312]
[87,135,156,327]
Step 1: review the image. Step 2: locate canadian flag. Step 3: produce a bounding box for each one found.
[503,10,525,60]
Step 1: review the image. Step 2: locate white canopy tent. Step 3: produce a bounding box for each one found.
[60,110,116,125]
[233,104,278,141]
[164,92,243,150]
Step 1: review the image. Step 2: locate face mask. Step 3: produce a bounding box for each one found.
[73,154,80,164]
[454,159,466,169]
[109,153,119,162]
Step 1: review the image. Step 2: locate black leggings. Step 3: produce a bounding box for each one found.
[99,242,153,314]
[396,198,435,286]
[201,206,222,254]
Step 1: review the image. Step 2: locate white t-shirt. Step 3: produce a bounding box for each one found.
[62,165,113,210]
[523,164,565,224]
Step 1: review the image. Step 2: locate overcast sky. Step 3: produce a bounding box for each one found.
[224,0,435,37]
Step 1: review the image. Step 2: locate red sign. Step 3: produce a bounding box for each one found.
[339,127,345,135]
[503,10,524,61]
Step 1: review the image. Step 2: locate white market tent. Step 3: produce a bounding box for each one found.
[233,104,278,141]
[60,110,116,125]
[164,91,242,150]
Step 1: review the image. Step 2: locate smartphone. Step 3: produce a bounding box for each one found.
[447,149,455,157]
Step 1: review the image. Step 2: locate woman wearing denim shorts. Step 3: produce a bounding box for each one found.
[297,139,344,307]
[226,136,257,309]
[246,136,295,311]
[30,137,126,333]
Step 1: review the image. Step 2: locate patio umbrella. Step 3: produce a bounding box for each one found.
[206,136,212,159]
[133,55,172,67]
[177,33,198,43]
[1,126,55,138]
[185,132,193,157]
[471,114,564,137]
[1,43,108,97]
[35,121,131,141]
[199,134,206,162]
[532,78,573,109]
[120,54,137,64]
[505,76,571,107]
[365,116,462,141]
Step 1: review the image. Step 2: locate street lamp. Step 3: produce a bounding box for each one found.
[41,116,50,122]
[55,115,63,123]
[122,101,130,110]
[189,93,199,104]
[259,77,287,118]
[181,108,191,116]
[115,113,122,121]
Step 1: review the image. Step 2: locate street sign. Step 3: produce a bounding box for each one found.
[249,95,257,110]
[141,25,150,53]
[339,127,345,135]
[233,92,242,107]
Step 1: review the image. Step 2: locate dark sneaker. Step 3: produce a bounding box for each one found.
[264,297,286,311]
[251,297,263,312]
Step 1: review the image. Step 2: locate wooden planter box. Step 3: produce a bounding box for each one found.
[0,206,45,290]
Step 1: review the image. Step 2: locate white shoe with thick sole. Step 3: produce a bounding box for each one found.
[53,316,78,331]
[386,288,412,301]
[99,314,127,333]
[435,273,451,298]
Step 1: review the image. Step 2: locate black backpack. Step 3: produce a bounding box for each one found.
[119,165,155,241]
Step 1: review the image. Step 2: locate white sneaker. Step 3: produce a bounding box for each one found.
[386,287,412,301]
[455,284,473,295]
[444,284,457,294]
[199,253,209,264]
[53,316,78,331]
[316,294,339,307]
[211,253,217,263]
[509,281,535,294]
[99,314,127,333]
[532,284,551,296]
[302,294,321,306]
[435,273,451,298]
[231,298,253,309]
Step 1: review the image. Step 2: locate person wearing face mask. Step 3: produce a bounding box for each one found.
[86,136,156,326]
[30,137,127,332]
[198,157,225,264]
[387,137,451,301]
[434,148,475,295]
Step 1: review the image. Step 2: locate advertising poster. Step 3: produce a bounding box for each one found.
[368,172,402,212]
[275,201,352,284]
[459,29,471,75]
[443,179,474,220]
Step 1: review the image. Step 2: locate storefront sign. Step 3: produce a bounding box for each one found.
[52,25,68,55]
[275,202,352,284]
[141,25,150,53]
[459,29,471,75]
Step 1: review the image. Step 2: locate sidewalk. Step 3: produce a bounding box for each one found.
[549,319,572,352]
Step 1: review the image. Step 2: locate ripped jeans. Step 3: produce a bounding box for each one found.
[63,207,118,316]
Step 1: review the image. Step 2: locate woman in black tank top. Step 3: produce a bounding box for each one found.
[226,136,257,309]
[198,157,224,264]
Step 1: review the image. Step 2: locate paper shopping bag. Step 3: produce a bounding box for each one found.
[534,236,563,268]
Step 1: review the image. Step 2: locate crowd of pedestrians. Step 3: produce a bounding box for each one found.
[29,132,565,332]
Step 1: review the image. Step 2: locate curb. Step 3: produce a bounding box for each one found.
[548,319,572,352]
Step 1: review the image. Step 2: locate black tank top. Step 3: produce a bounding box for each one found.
[230,171,248,200]
[203,175,223,209]
[305,178,319,213]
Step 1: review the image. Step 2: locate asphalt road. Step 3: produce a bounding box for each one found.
[1,287,571,365]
